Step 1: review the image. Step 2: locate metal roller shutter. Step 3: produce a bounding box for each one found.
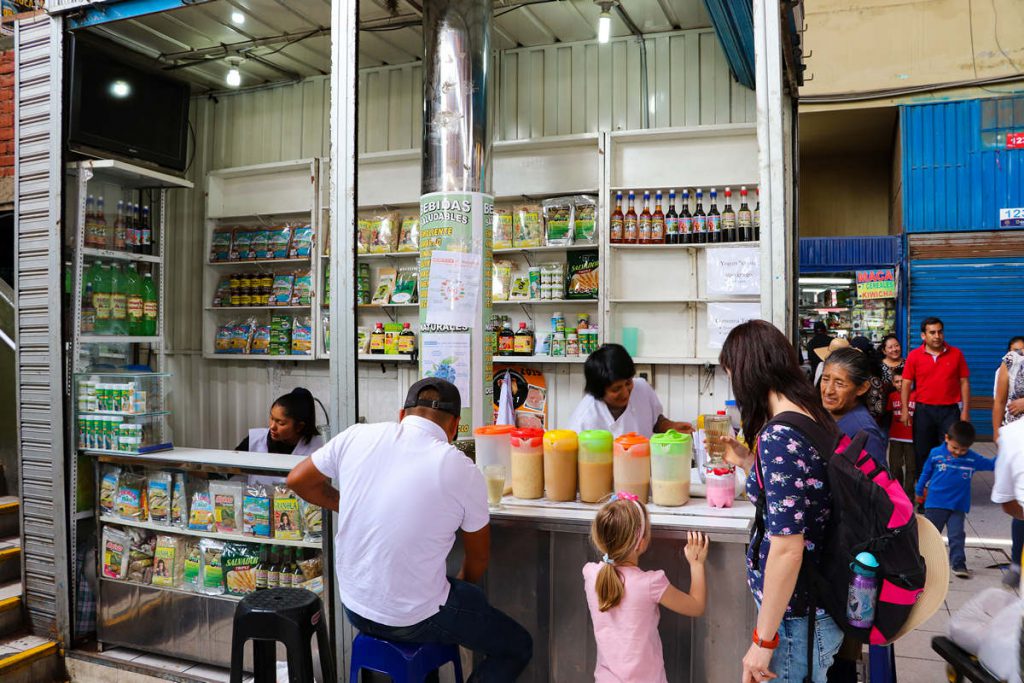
[908,232,1024,437]
[14,13,70,641]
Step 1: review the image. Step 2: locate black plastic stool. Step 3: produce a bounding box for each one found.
[230,588,335,683]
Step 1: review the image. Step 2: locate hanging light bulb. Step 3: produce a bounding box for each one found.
[598,10,611,43]
[230,11,245,25]
[226,68,241,87]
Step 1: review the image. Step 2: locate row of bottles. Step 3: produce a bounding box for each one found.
[610,186,760,245]
[82,260,158,336]
[369,322,417,355]
[496,320,536,357]
[254,545,305,590]
[83,195,155,254]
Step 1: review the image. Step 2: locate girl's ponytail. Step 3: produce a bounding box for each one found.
[590,496,648,612]
[595,560,626,612]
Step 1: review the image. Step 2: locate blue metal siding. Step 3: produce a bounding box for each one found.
[902,99,1024,233]
[701,0,755,89]
[799,237,900,272]
[908,257,1024,435]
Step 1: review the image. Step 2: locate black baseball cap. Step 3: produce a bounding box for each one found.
[403,378,462,418]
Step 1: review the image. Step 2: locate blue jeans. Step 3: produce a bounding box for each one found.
[924,508,966,569]
[769,613,844,683]
[1012,518,1024,568]
[345,578,532,683]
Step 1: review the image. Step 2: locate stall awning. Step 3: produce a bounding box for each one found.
[799,236,901,273]
[700,0,754,89]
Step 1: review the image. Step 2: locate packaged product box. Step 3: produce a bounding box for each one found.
[269,227,292,259]
[566,250,599,299]
[542,197,574,246]
[513,207,543,248]
[383,322,403,355]
[397,217,419,252]
[210,230,233,262]
[289,226,314,258]
[493,209,513,250]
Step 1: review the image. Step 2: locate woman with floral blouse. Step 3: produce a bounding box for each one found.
[714,320,843,683]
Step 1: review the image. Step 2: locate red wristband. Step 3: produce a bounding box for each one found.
[753,628,780,650]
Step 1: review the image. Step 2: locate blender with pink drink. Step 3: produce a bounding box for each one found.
[703,413,735,508]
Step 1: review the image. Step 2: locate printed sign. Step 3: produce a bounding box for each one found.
[1007,132,1024,149]
[491,366,547,430]
[999,208,1024,227]
[855,269,896,300]
[706,247,760,296]
[707,302,761,349]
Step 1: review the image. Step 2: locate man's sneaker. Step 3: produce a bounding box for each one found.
[952,565,971,578]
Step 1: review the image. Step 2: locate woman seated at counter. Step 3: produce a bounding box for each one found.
[568,344,693,438]
[235,387,325,456]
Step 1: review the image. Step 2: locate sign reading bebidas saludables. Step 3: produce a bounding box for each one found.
[419,192,494,437]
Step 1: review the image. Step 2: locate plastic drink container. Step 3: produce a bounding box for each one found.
[704,465,736,508]
[650,430,693,506]
[578,430,613,503]
[847,552,879,628]
[543,430,578,502]
[613,432,651,502]
[474,425,514,494]
[510,428,544,499]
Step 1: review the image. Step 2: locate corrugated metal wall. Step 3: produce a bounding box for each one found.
[799,236,900,272]
[902,97,1024,233]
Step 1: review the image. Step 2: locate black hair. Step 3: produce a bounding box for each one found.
[813,321,827,334]
[583,344,636,399]
[947,420,976,446]
[272,388,320,443]
[1008,336,1024,351]
[719,320,837,447]
[920,317,943,333]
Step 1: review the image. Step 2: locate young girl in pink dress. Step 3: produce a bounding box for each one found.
[582,493,709,682]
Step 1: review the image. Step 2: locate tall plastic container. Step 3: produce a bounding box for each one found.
[124,263,144,335]
[703,412,735,508]
[108,264,128,335]
[613,432,651,502]
[650,430,693,506]
[541,430,578,502]
[140,272,158,336]
[578,430,613,503]
[474,425,514,494]
[510,428,544,499]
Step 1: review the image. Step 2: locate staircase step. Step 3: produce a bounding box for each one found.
[0,634,60,683]
[0,498,18,539]
[0,581,22,639]
[0,536,20,583]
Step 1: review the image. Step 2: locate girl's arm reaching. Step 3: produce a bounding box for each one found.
[659,531,709,617]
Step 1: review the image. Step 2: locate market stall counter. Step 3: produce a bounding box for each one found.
[483,496,756,683]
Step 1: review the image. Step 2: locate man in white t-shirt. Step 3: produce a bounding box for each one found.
[287,378,532,680]
[992,417,1024,587]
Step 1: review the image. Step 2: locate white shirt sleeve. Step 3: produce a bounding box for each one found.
[443,451,490,532]
[993,422,1024,504]
[310,427,352,480]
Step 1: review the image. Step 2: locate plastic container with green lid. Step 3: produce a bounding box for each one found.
[650,429,693,506]
[578,430,613,503]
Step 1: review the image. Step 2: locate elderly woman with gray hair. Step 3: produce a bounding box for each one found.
[819,347,889,465]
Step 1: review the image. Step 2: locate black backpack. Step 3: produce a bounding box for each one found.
[751,413,926,677]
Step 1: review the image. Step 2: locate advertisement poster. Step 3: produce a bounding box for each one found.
[419,192,494,436]
[855,269,896,300]
[707,302,761,349]
[492,366,547,430]
[706,247,760,296]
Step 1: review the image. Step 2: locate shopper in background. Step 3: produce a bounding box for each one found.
[915,421,995,578]
[886,372,917,499]
[991,335,1024,588]
[806,321,833,376]
[819,348,888,465]
[287,378,532,680]
[878,334,905,386]
[812,336,850,385]
[901,317,970,478]
[716,320,843,683]
[848,336,888,426]
[992,407,1024,588]
[235,387,325,455]
[568,343,693,438]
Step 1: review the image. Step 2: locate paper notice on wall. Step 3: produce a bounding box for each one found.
[706,247,760,296]
[707,302,761,349]
[424,250,482,328]
[421,333,472,408]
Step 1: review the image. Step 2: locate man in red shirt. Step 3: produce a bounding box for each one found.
[901,317,971,474]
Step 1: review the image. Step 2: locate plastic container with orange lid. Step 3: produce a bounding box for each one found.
[543,430,578,502]
[474,425,514,494]
[613,432,651,502]
[510,427,545,499]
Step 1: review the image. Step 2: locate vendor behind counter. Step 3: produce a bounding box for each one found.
[568,344,692,438]
[236,387,325,456]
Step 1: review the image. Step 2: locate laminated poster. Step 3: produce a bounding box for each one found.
[705,247,760,296]
[491,366,547,430]
[421,333,472,408]
[425,250,482,329]
[707,302,761,349]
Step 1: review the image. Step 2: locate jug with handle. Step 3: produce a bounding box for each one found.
[613,432,651,502]
[474,425,514,494]
[543,430,578,502]
[578,430,613,503]
[510,428,544,499]
[650,429,692,506]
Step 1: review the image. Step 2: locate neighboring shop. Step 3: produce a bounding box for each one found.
[798,236,903,347]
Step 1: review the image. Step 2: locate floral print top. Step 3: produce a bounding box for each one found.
[1004,351,1024,425]
[746,423,832,617]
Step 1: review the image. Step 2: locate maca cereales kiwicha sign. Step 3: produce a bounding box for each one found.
[856,269,896,300]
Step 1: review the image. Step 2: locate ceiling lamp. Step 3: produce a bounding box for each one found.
[595,0,618,44]
[230,11,245,25]
[225,57,242,87]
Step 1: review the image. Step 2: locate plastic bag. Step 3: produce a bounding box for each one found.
[300,499,322,543]
[152,534,186,588]
[390,269,418,304]
[171,473,188,528]
[291,317,313,356]
[210,229,233,262]
[231,318,257,354]
[493,209,513,250]
[99,465,121,515]
[573,195,598,244]
[231,230,255,261]
[290,270,313,306]
[977,597,1024,683]
[182,540,202,591]
[199,538,225,595]
[492,262,513,301]
[210,480,244,534]
[126,528,155,584]
[372,267,397,305]
[289,226,313,258]
[116,472,146,521]
[250,230,270,260]
[147,471,173,525]
[357,219,372,254]
[223,542,261,596]
[371,213,400,254]
[273,484,302,541]
[397,217,419,252]
[215,321,235,353]
[566,249,599,299]
[101,526,130,580]
[299,554,324,582]
[513,206,543,247]
[188,487,215,532]
[269,226,292,259]
[542,197,574,246]
[243,482,272,538]
[250,325,271,354]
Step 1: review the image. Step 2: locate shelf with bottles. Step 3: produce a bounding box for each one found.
[608,187,760,247]
[492,299,598,307]
[81,191,163,259]
[210,269,313,310]
[491,310,598,360]
[79,258,161,339]
[77,414,172,455]
[361,322,419,357]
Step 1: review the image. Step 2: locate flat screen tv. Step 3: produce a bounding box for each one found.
[67,36,190,172]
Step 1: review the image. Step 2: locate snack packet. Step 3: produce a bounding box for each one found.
[269,226,292,259]
[510,274,531,300]
[492,261,513,301]
[390,268,418,304]
[212,278,232,307]
[152,534,186,588]
[566,249,599,299]
[171,473,188,529]
[126,528,155,584]
[102,526,130,580]
[397,217,419,252]
[357,219,373,254]
[188,487,215,532]
[543,197,574,246]
[231,318,256,354]
[199,538,225,596]
[300,499,322,544]
[147,471,172,525]
[250,325,271,354]
[210,480,244,534]
[231,230,254,261]
[299,554,324,582]
[273,484,302,541]
[573,195,598,244]
[493,209,513,250]
[99,465,121,516]
[215,322,235,353]
[271,274,295,306]
[372,268,397,305]
[243,482,272,538]
[223,542,261,596]
[371,213,400,254]
[210,229,233,262]
[289,226,314,258]
[116,472,146,521]
[290,270,313,306]
[250,230,271,260]
[291,317,313,356]
[514,206,543,247]
[182,540,202,591]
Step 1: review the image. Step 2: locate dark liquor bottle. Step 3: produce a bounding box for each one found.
[665,189,679,244]
[693,189,707,244]
[680,189,693,244]
[721,187,737,243]
[707,188,721,244]
[737,186,753,242]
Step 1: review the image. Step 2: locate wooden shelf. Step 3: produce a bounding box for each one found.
[99,515,320,549]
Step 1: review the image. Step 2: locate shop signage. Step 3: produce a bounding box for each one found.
[999,207,1024,227]
[707,302,761,349]
[1007,133,1024,149]
[855,269,896,300]
[705,246,760,296]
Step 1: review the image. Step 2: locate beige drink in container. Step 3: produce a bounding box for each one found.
[650,429,693,506]
[474,425,514,495]
[542,430,578,502]
[613,432,651,502]
[510,428,545,499]
[578,430,613,503]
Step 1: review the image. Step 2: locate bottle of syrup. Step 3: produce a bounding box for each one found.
[651,191,665,244]
[680,189,693,244]
[753,187,761,242]
[693,189,708,244]
[721,187,737,243]
[665,189,679,244]
[370,322,386,354]
[738,186,753,242]
[610,191,624,244]
[624,191,638,244]
[638,191,652,244]
[514,322,535,356]
[708,188,721,244]
[398,322,416,355]
[498,322,515,356]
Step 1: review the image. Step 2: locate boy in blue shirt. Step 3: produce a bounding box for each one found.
[915,421,996,577]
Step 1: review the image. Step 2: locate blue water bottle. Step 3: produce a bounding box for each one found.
[846,551,879,628]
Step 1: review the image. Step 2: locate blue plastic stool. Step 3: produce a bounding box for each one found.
[349,634,464,683]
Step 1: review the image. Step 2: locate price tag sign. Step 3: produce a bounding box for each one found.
[999,208,1024,227]
[1007,132,1024,149]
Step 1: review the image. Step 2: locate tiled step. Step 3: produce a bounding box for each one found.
[0,535,21,583]
[0,497,18,539]
[0,580,23,639]
[0,633,61,683]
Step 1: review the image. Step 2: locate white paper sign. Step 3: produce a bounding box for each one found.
[707,302,761,349]
[706,247,760,296]
[421,333,472,408]
[425,250,483,328]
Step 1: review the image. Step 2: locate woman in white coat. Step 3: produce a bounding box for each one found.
[236,387,325,456]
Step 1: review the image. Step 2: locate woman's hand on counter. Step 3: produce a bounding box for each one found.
[655,416,694,435]
[714,435,754,473]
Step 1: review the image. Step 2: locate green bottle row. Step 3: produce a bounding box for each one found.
[82,260,159,336]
